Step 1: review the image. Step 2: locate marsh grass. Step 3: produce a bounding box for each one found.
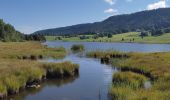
[42,61,79,78]
[71,44,85,52]
[109,86,170,100]
[110,72,170,100]
[110,52,170,99]
[0,42,79,98]
[0,42,66,59]
[86,50,129,58]
[87,50,170,99]
[0,59,79,97]
[112,72,148,89]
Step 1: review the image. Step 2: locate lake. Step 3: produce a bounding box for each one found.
[11,42,170,100]
[44,41,170,52]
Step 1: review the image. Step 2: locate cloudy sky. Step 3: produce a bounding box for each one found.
[0,0,169,34]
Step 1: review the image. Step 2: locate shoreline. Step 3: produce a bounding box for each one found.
[46,40,170,45]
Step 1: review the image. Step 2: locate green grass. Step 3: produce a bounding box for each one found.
[0,42,66,59]
[109,86,170,100]
[71,44,85,52]
[112,72,148,89]
[0,60,79,96]
[87,50,170,99]
[46,32,170,44]
[86,50,128,58]
[0,42,79,98]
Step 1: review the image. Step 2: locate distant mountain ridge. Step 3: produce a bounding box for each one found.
[34,8,170,36]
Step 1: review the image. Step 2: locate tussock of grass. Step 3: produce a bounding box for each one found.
[43,61,79,78]
[71,44,84,52]
[110,72,170,100]
[86,50,129,58]
[0,59,79,97]
[112,72,147,89]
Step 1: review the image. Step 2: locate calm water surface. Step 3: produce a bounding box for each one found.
[44,41,170,52]
[12,42,170,100]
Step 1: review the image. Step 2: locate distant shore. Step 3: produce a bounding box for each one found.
[45,32,170,44]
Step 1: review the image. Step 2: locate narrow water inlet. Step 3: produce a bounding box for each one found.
[10,41,168,100]
[11,54,118,100]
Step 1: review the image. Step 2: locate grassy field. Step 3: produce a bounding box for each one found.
[46,32,170,44]
[0,42,79,98]
[87,50,170,99]
[0,42,66,59]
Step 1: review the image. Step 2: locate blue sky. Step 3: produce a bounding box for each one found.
[0,0,169,34]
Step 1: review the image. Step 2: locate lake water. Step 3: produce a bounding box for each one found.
[12,42,170,100]
[44,41,170,52]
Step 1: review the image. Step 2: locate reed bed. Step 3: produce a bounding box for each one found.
[110,72,170,100]
[112,72,148,89]
[0,59,79,98]
[86,50,129,58]
[0,42,79,99]
[87,50,170,99]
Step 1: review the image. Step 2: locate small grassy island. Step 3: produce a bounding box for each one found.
[71,44,85,52]
[87,50,170,99]
[0,42,79,99]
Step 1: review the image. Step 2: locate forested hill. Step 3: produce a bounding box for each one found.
[34,8,170,36]
[0,19,46,42]
[0,19,24,42]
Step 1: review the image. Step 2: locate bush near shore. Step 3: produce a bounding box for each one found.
[71,44,85,52]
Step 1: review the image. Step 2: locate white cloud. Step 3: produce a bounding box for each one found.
[147,0,168,10]
[104,8,118,15]
[104,0,116,5]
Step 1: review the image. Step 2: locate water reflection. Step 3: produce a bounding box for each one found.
[9,76,79,100]
[10,41,166,100]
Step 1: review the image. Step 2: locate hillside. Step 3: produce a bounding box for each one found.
[0,19,46,42]
[0,19,24,42]
[34,8,170,36]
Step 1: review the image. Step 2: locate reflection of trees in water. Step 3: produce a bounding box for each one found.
[9,75,79,100]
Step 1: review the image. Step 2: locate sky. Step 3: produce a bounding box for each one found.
[0,0,169,34]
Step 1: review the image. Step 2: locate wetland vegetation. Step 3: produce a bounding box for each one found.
[71,44,85,52]
[87,50,170,99]
[2,2,170,100]
[0,42,79,99]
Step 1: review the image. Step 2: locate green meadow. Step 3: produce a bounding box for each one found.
[46,32,170,44]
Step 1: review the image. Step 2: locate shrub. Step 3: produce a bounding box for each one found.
[71,44,84,52]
